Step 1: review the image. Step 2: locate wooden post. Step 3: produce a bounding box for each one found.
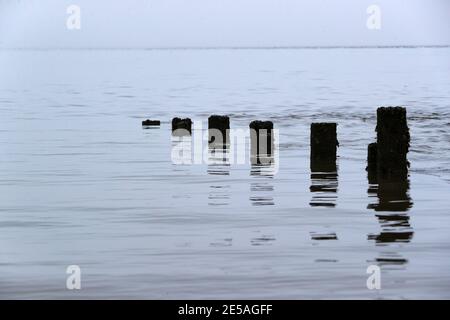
[376,107,410,180]
[208,115,230,146]
[310,123,338,172]
[172,117,192,136]
[366,142,378,184]
[250,120,274,165]
[142,119,160,126]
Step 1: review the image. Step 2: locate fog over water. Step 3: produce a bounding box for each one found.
[0,0,449,48]
[0,1,450,299]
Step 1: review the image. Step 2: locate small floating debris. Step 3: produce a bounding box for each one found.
[142,119,160,126]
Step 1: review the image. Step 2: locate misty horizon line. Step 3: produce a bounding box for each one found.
[1,44,450,51]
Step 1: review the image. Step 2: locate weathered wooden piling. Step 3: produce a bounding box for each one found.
[208,115,230,145]
[376,107,410,180]
[310,123,338,171]
[172,117,192,135]
[367,142,378,167]
[309,123,338,207]
[142,119,160,126]
[250,120,274,165]
[366,142,378,184]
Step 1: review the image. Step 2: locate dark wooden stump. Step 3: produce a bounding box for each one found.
[376,107,410,180]
[142,119,160,126]
[310,123,338,172]
[366,142,378,184]
[172,117,192,136]
[250,120,274,165]
[208,115,230,146]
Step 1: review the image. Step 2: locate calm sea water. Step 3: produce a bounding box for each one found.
[0,48,449,299]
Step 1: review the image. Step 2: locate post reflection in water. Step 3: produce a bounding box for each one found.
[171,135,192,166]
[207,143,230,206]
[171,135,193,201]
[367,164,414,266]
[367,107,414,267]
[249,127,275,206]
[250,164,275,206]
[367,176,414,244]
[309,160,339,208]
[309,123,339,208]
[309,157,339,241]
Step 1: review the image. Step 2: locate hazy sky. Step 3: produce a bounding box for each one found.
[0,0,449,48]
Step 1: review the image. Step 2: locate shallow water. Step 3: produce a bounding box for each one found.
[0,48,450,299]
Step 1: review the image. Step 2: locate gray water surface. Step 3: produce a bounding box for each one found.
[0,48,450,299]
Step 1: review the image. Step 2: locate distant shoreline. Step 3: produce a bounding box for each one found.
[1,45,450,51]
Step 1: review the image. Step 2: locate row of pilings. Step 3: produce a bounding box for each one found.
[142,107,411,188]
[145,115,275,165]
